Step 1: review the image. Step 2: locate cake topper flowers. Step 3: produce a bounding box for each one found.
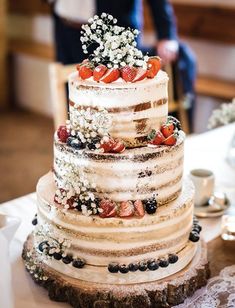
[77,13,161,83]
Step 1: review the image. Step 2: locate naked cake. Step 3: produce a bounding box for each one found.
[23,13,209,307]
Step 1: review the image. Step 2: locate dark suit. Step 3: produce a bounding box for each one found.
[53,0,196,95]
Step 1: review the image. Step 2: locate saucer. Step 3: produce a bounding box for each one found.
[194,198,230,218]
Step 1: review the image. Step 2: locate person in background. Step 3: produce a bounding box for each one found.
[48,0,196,129]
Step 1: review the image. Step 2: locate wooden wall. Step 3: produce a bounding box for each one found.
[0,0,7,108]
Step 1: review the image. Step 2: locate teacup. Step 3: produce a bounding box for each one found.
[189,169,215,207]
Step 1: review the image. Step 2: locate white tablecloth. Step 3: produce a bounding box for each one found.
[1,124,235,308]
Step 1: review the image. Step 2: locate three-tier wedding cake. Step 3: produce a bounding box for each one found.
[23,14,209,307]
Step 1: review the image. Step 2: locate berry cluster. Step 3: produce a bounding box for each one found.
[189,217,202,242]
[77,56,161,84]
[108,253,178,274]
[98,197,157,219]
[148,116,182,147]
[57,126,126,154]
[38,241,85,268]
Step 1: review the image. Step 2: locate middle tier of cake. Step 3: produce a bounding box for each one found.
[35,172,195,284]
[53,132,184,205]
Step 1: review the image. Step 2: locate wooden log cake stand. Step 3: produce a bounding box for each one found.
[22,234,210,308]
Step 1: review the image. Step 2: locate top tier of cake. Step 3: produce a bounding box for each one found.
[68,70,168,147]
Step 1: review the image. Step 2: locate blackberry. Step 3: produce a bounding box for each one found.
[144,198,157,214]
[168,254,178,264]
[148,261,159,271]
[138,261,147,271]
[168,116,182,131]
[128,263,139,272]
[189,231,200,242]
[119,264,129,274]
[38,241,49,253]
[67,137,85,150]
[159,259,169,268]
[87,137,101,150]
[75,199,83,211]
[62,254,73,264]
[108,262,119,273]
[53,252,62,260]
[72,258,85,268]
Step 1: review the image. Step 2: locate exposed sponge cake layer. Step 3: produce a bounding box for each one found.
[53,133,185,205]
[68,70,169,146]
[36,172,195,278]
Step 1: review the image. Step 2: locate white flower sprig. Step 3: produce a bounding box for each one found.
[68,106,112,143]
[208,98,235,129]
[80,13,148,69]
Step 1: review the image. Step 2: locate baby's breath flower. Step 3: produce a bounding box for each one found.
[80,14,148,69]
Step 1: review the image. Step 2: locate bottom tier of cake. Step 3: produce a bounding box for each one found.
[22,236,209,308]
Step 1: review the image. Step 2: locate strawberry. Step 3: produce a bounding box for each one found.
[118,201,135,218]
[101,68,120,83]
[112,140,125,153]
[79,65,93,80]
[150,130,165,145]
[76,59,88,72]
[147,57,161,78]
[100,137,116,153]
[134,200,145,217]
[133,68,147,82]
[57,125,70,143]
[93,64,107,81]
[121,66,137,82]
[161,122,175,138]
[163,134,177,146]
[99,199,117,218]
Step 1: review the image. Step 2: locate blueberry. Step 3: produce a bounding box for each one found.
[159,259,169,268]
[145,198,157,214]
[62,254,73,264]
[119,264,129,274]
[67,137,85,150]
[32,218,38,226]
[108,262,119,273]
[38,241,49,253]
[193,224,202,233]
[87,137,100,150]
[189,231,200,242]
[147,261,159,271]
[53,252,62,260]
[128,263,139,272]
[72,258,85,268]
[168,254,178,264]
[138,261,147,271]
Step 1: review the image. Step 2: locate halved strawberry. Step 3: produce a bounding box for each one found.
[79,64,93,80]
[163,134,177,146]
[76,59,89,72]
[118,201,134,218]
[150,130,165,145]
[121,66,137,82]
[161,122,175,138]
[99,199,117,218]
[133,68,147,82]
[93,65,107,81]
[147,57,161,78]
[57,125,70,143]
[112,140,125,153]
[101,68,120,83]
[134,200,145,217]
[100,137,116,153]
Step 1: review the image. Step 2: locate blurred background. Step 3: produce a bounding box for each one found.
[0,0,235,203]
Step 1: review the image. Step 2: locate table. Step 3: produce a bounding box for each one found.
[1,124,235,308]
